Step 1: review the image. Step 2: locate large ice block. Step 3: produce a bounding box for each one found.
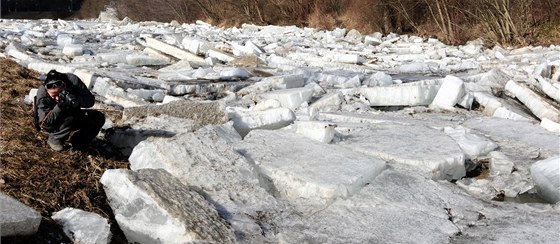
[530,156,560,203]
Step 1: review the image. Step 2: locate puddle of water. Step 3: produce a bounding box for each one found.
[504,192,550,204]
[391,74,443,83]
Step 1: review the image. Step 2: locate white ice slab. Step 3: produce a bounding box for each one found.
[192,67,218,79]
[126,88,165,102]
[258,87,314,110]
[245,40,264,54]
[92,77,148,107]
[339,75,361,88]
[448,60,481,73]
[338,123,465,180]
[52,208,111,244]
[458,92,474,109]
[161,95,184,104]
[294,120,336,143]
[430,75,465,109]
[73,68,99,89]
[359,82,441,106]
[182,37,212,55]
[237,129,386,202]
[532,63,552,78]
[231,42,261,56]
[258,73,305,90]
[363,71,393,87]
[443,126,498,159]
[364,33,383,46]
[143,47,175,62]
[530,156,560,203]
[139,36,204,62]
[158,59,193,73]
[488,151,514,177]
[398,62,439,73]
[227,106,295,137]
[308,92,343,118]
[219,68,250,79]
[24,88,38,105]
[27,62,75,75]
[324,53,364,64]
[57,34,77,46]
[208,49,236,63]
[541,118,560,133]
[537,77,560,103]
[267,54,306,68]
[505,80,560,123]
[477,68,512,91]
[96,51,127,64]
[126,54,169,66]
[472,91,533,121]
[62,44,83,57]
[6,43,36,63]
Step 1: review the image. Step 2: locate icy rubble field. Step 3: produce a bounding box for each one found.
[1,16,560,243]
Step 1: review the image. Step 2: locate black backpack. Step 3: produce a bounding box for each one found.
[32,96,41,131]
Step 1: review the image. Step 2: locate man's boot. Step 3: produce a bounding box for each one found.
[47,136,64,151]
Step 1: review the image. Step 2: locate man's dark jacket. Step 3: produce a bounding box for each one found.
[36,73,95,132]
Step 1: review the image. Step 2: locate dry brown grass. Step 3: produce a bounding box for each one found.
[0,57,128,242]
[73,0,111,19]
[307,7,338,30]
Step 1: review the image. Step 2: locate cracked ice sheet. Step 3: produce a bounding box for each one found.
[128,124,286,241]
[277,165,482,244]
[236,129,386,205]
[462,117,560,156]
[453,202,560,243]
[337,122,466,180]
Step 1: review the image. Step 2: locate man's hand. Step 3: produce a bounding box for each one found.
[58,90,80,109]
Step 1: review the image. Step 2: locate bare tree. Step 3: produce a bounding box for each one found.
[423,0,457,43]
[462,0,533,45]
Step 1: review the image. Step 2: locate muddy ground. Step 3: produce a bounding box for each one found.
[0,57,129,243]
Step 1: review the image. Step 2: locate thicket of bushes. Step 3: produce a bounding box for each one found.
[75,0,560,46]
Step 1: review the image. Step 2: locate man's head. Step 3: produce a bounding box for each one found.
[44,70,66,98]
[45,69,65,83]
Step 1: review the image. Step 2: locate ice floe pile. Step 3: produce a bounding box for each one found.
[1,14,559,243]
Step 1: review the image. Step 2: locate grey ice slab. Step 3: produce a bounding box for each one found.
[123,100,228,130]
[237,129,386,203]
[101,169,236,243]
[452,202,560,244]
[106,115,197,156]
[0,193,41,237]
[280,204,457,244]
[278,165,479,244]
[462,117,560,155]
[337,122,466,180]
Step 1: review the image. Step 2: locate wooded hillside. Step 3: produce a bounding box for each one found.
[77,0,560,46]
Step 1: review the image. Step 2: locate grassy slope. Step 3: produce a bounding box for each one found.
[0,57,128,243]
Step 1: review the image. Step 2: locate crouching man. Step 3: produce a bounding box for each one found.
[36,69,105,151]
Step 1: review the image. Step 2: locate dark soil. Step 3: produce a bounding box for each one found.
[0,57,129,243]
